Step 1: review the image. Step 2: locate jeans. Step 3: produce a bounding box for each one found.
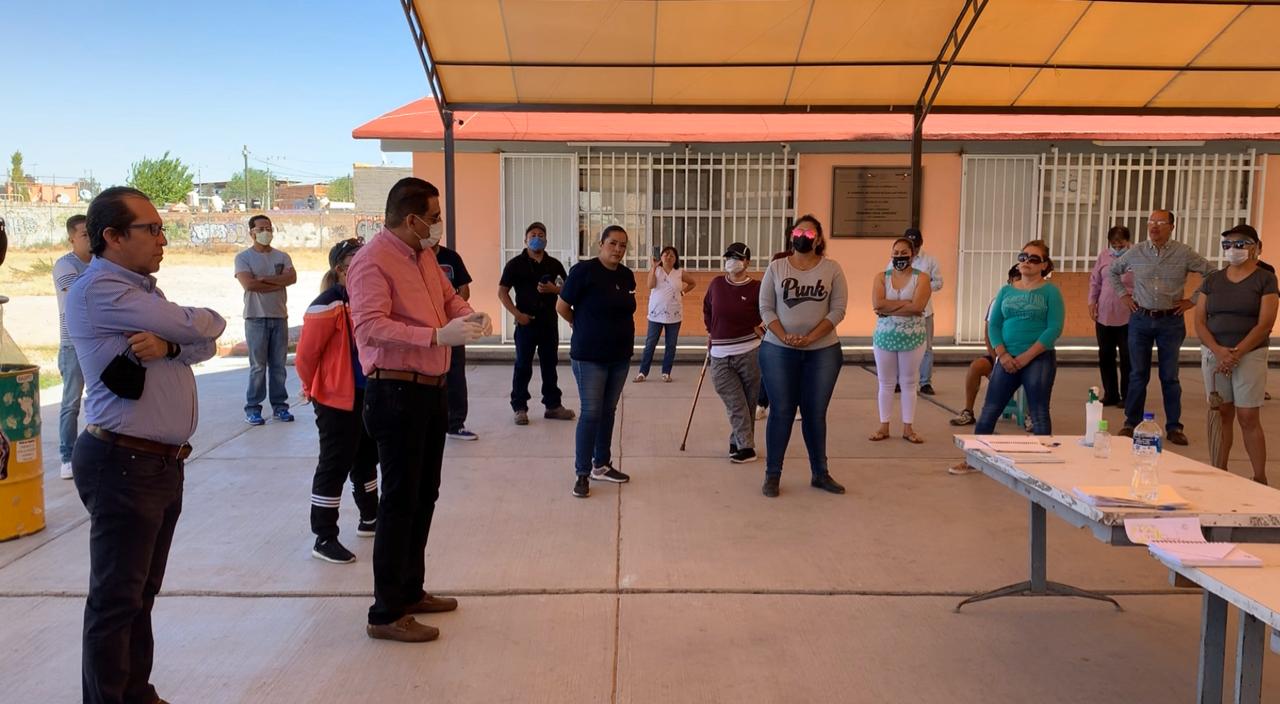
[446,345,468,432]
[72,432,184,704]
[571,359,629,476]
[362,379,447,625]
[58,344,85,463]
[311,389,379,540]
[1095,322,1131,404]
[638,321,680,376]
[758,341,842,479]
[918,314,935,386]
[244,317,289,415]
[976,351,1058,435]
[511,319,563,411]
[1125,312,1185,431]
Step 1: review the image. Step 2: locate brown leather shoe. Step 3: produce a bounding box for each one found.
[544,406,576,421]
[366,615,439,642]
[1167,429,1189,446]
[405,594,458,614]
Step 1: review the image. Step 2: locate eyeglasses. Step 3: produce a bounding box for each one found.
[1221,239,1255,250]
[1017,252,1045,265]
[125,223,165,237]
[1148,219,1172,226]
[791,228,817,239]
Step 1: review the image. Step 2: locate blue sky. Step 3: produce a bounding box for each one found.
[1,1,425,187]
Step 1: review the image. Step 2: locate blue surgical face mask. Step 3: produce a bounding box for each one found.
[528,236,546,252]
[1110,246,1126,256]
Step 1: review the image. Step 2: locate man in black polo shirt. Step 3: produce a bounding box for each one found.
[430,240,479,441]
[499,222,576,425]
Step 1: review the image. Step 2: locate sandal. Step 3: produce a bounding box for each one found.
[868,430,891,442]
[902,432,924,444]
[633,373,646,383]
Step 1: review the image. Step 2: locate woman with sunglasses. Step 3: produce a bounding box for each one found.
[637,245,696,382]
[871,237,931,444]
[1194,227,1278,484]
[974,240,1064,436]
[295,238,379,564]
[758,215,848,498]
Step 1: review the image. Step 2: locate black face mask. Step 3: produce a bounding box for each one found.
[791,236,814,254]
[891,255,912,271]
[101,353,146,400]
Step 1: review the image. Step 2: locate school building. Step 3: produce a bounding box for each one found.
[353,101,1280,347]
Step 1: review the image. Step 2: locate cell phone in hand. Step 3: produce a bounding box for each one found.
[652,246,661,260]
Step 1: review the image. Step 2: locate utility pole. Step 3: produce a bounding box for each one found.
[242,145,249,210]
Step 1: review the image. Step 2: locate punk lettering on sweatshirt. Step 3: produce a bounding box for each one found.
[760,256,848,350]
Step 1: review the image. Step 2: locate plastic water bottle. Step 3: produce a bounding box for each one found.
[1085,387,1103,446]
[1130,412,1162,501]
[1093,420,1111,459]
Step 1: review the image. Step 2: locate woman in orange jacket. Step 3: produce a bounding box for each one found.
[296,238,378,564]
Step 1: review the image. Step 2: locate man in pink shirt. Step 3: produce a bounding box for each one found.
[1089,225,1136,406]
[347,177,491,643]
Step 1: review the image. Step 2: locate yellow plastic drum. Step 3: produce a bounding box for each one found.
[0,364,44,540]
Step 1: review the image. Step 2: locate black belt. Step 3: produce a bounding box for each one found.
[1136,307,1181,319]
[86,424,193,460]
[369,369,447,387]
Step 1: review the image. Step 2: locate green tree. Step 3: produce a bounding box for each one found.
[8,151,30,201]
[224,167,271,207]
[326,175,353,202]
[126,151,194,205]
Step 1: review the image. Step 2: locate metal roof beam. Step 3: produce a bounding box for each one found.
[400,0,450,125]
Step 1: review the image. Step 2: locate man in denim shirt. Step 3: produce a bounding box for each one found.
[1108,209,1215,444]
[66,187,226,704]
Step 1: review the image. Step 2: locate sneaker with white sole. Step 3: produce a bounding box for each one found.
[59,462,74,480]
[947,462,981,476]
[730,448,758,464]
[447,428,479,441]
[312,538,356,564]
[356,519,376,537]
[590,463,630,483]
[572,476,590,498]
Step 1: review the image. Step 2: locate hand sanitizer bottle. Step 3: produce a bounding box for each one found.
[1093,420,1111,459]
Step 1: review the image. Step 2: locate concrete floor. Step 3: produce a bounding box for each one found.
[4,358,1280,702]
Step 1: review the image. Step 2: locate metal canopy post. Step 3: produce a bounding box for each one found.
[443,109,457,249]
[401,0,457,248]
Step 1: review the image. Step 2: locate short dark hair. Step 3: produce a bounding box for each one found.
[600,224,627,243]
[525,221,547,236]
[1107,225,1131,243]
[659,245,682,269]
[1154,209,1176,226]
[248,214,271,230]
[790,214,826,256]
[87,186,148,256]
[384,177,440,227]
[66,214,87,235]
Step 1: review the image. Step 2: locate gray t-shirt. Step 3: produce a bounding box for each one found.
[52,252,91,345]
[760,256,848,350]
[234,247,293,319]
[1198,267,1279,349]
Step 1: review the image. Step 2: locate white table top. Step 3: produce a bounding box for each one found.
[1154,543,1280,631]
[954,435,1280,529]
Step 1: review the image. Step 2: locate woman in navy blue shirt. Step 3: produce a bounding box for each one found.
[557,225,636,498]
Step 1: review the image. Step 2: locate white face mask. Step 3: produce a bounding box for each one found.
[417,218,442,249]
[254,231,273,246]
[723,259,745,274]
[1225,248,1251,266]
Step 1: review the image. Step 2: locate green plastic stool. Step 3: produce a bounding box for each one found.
[1001,388,1028,429]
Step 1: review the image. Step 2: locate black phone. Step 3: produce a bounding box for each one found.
[652,246,661,260]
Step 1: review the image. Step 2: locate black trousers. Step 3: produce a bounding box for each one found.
[363,379,447,625]
[511,319,563,411]
[72,431,184,704]
[311,388,379,540]
[446,345,468,432]
[1095,322,1131,404]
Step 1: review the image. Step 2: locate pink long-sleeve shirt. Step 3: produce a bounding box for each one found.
[346,228,473,377]
[1088,247,1135,327]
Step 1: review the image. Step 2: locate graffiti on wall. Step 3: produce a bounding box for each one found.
[356,216,384,239]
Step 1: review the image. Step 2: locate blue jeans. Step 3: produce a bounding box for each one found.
[976,351,1057,435]
[919,315,935,386]
[245,317,289,415]
[58,344,85,463]
[758,341,842,479]
[638,321,680,376]
[1125,312,1185,431]
[571,359,629,476]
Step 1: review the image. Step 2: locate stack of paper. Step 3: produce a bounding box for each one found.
[1123,517,1262,568]
[978,437,1066,465]
[1072,485,1190,510]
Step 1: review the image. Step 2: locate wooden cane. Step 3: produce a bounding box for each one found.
[680,347,712,451]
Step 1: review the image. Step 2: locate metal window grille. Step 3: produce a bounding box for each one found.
[1040,148,1262,272]
[577,150,796,269]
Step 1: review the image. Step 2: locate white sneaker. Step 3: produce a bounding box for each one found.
[60,462,74,480]
[755,406,767,420]
[947,462,980,476]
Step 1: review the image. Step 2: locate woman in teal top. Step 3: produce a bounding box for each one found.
[975,239,1065,436]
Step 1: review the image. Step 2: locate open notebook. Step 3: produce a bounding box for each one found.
[1124,517,1262,568]
[1072,485,1190,510]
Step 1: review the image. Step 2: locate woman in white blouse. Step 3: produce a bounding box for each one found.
[636,245,696,382]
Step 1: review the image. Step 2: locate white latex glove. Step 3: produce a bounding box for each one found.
[466,311,494,337]
[437,316,484,347]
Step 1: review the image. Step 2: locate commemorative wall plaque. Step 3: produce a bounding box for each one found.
[831,166,913,238]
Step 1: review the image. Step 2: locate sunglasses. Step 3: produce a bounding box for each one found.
[1221,239,1255,250]
[791,228,817,239]
[1017,252,1045,265]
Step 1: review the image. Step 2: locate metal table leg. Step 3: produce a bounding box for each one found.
[1234,612,1265,704]
[956,502,1123,611]
[1199,592,1227,704]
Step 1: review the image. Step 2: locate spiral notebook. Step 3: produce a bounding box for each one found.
[1124,517,1262,568]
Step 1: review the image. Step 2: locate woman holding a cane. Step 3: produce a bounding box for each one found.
[701,242,763,463]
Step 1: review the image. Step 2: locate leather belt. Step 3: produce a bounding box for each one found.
[1136,306,1181,319]
[86,424,193,460]
[369,369,447,387]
